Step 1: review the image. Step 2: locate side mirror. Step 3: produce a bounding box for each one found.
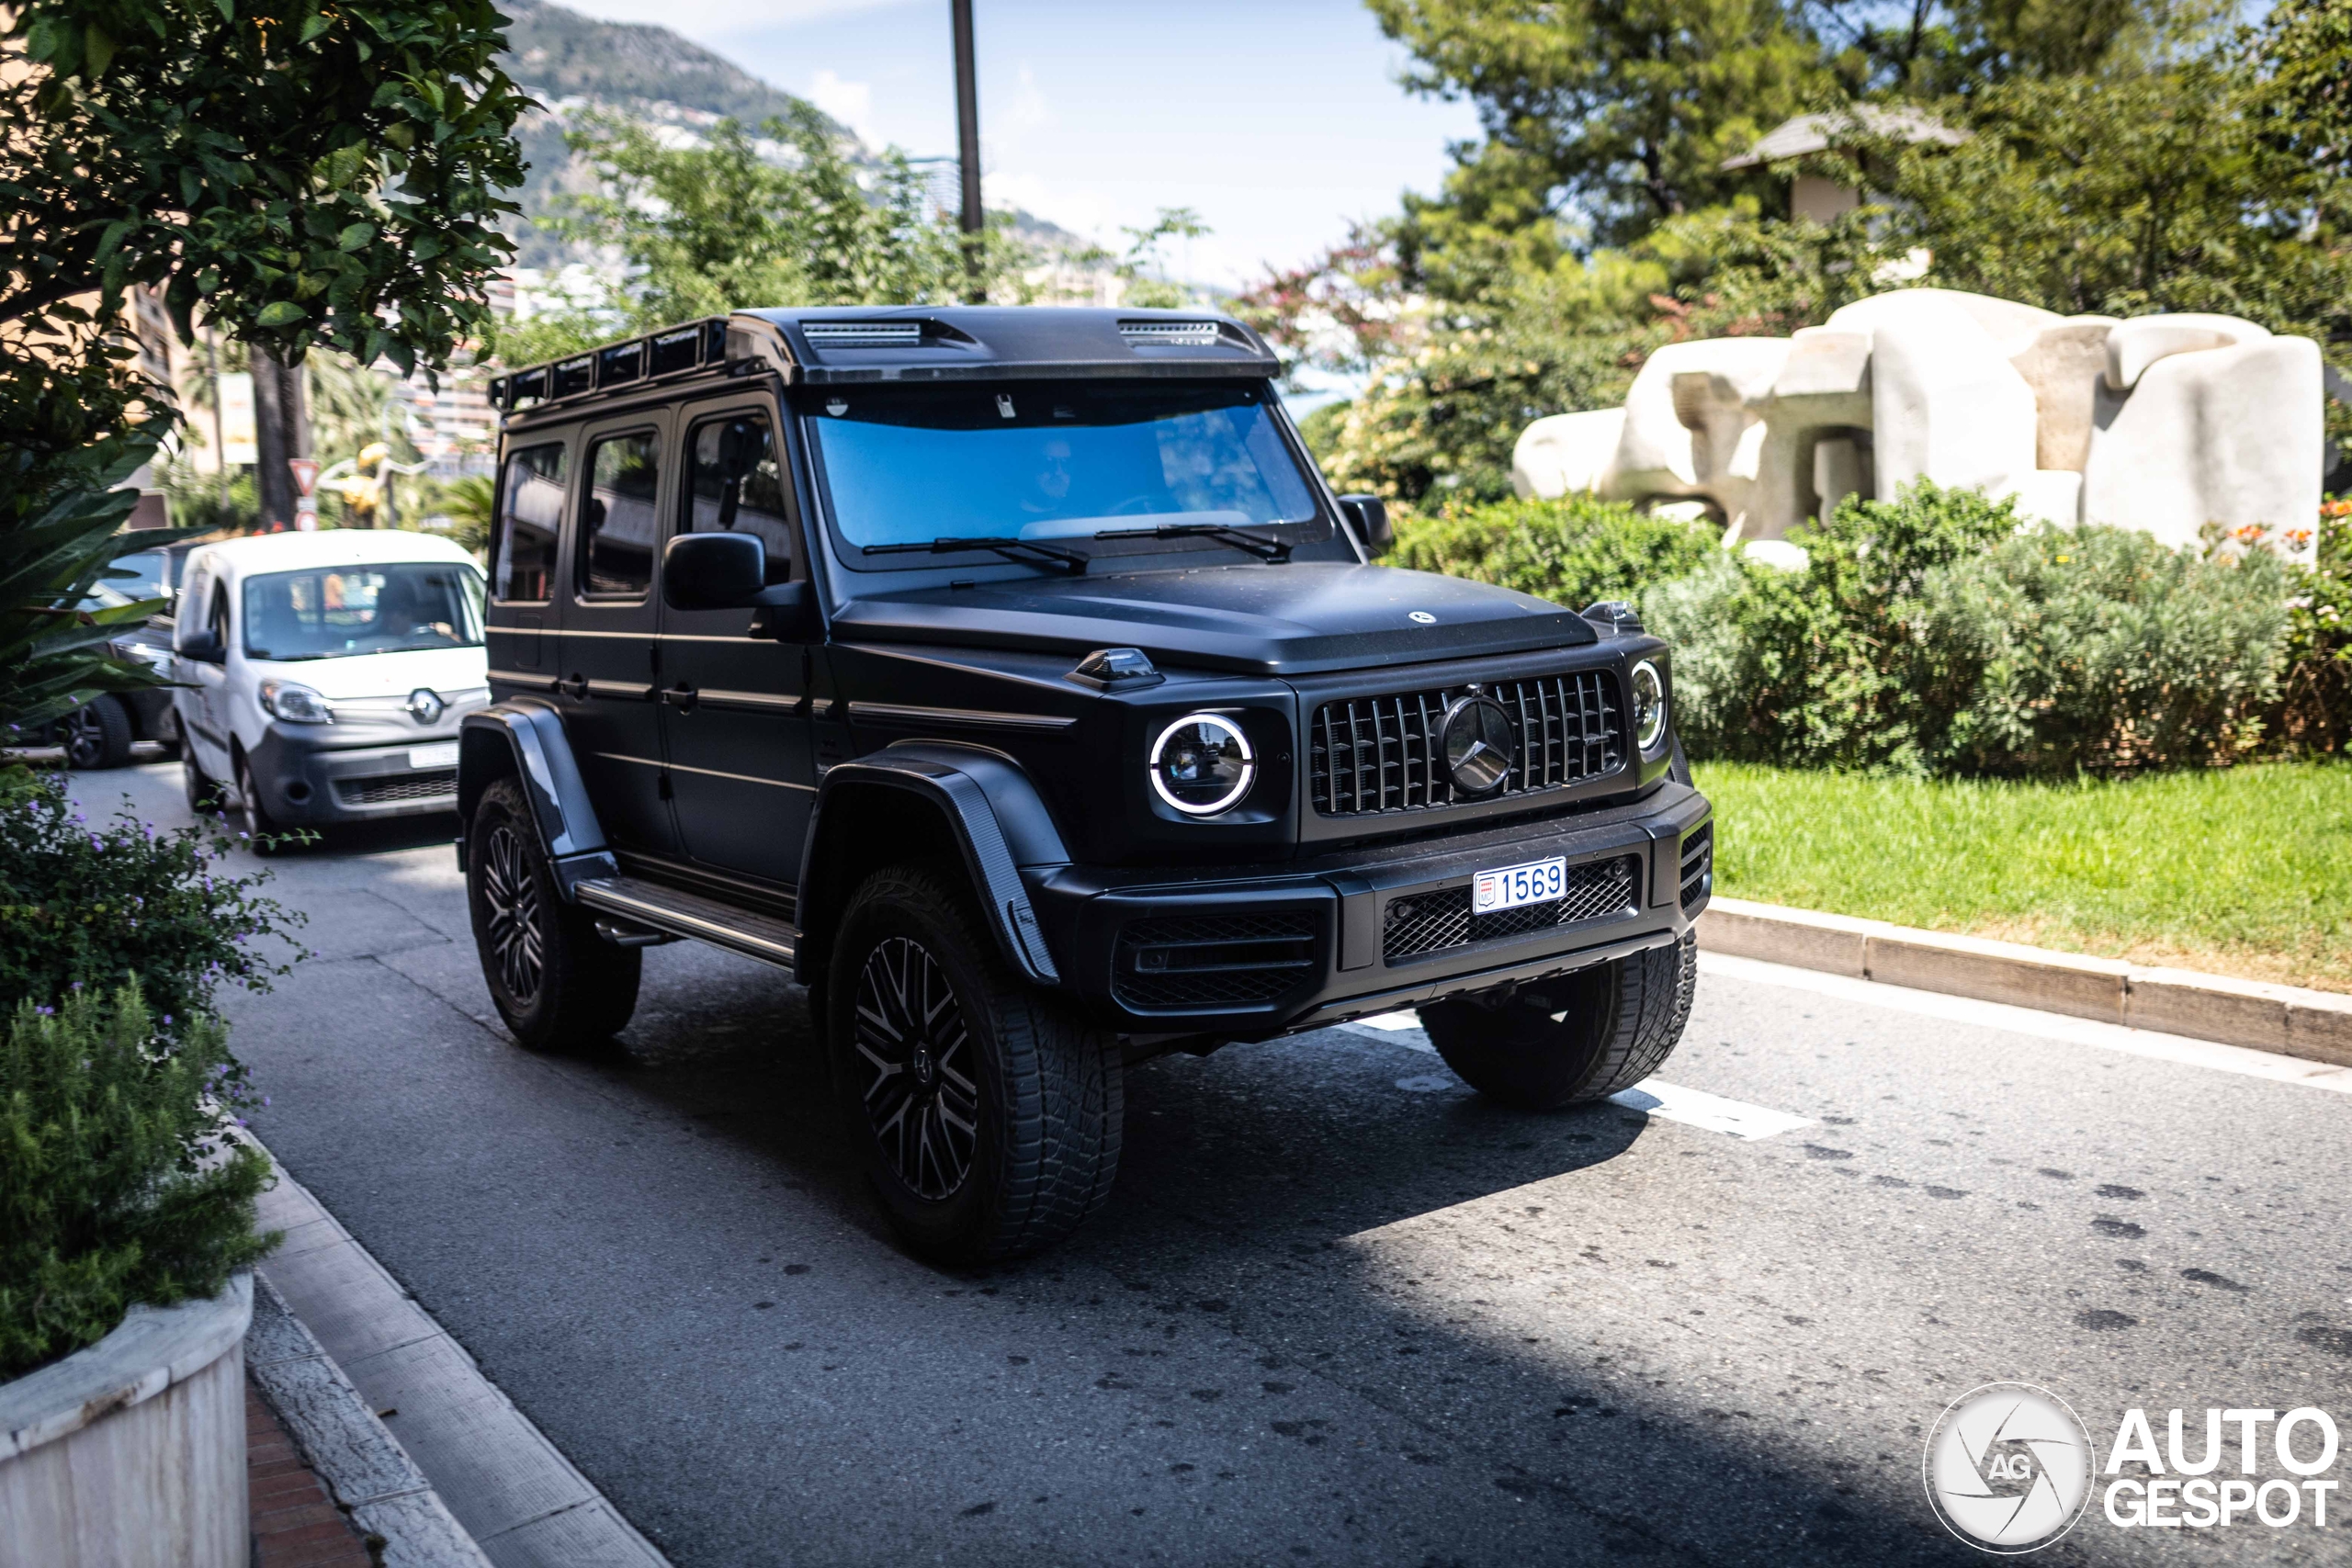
[1338,493,1392,557]
[664,531,770,611]
[178,626,224,663]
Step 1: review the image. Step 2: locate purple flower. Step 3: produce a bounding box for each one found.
[70,980,82,990]
[36,1007,52,1016]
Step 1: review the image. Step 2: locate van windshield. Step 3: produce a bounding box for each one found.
[807,383,1326,565]
[242,562,485,660]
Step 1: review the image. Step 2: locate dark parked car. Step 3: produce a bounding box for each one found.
[28,544,192,769]
[458,308,1713,1264]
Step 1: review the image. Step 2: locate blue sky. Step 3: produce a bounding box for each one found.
[548,0,1484,288]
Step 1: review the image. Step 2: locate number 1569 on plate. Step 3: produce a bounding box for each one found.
[1472,856,1566,915]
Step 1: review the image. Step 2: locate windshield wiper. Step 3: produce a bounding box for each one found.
[863,536,1089,575]
[1091,522,1294,563]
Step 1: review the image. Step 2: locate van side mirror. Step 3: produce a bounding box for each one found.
[1339,494,1392,556]
[178,626,224,663]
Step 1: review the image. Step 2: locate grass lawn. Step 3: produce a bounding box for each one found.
[1693,760,2352,994]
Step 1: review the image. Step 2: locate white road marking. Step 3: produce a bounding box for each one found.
[1395,1074,1458,1093]
[1607,1079,1815,1140]
[1342,1012,1438,1054]
[1700,950,2352,1097]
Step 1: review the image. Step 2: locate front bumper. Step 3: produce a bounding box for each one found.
[1030,780,1713,1038]
[248,725,467,825]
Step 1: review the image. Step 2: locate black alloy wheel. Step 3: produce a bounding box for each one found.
[853,935,981,1201]
[464,776,640,1050]
[237,756,285,855]
[478,820,546,1009]
[61,696,133,770]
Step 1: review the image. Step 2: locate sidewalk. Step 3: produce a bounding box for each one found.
[247,1379,377,1568]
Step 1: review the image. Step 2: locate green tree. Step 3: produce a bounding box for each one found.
[2,0,529,727]
[501,105,1035,366]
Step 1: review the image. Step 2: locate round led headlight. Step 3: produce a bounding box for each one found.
[1630,660,1668,753]
[1148,713,1254,817]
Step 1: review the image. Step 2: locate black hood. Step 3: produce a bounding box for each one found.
[828,562,1597,676]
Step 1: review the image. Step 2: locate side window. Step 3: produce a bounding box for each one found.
[492,443,567,603]
[208,581,231,641]
[580,432,662,599]
[684,413,793,583]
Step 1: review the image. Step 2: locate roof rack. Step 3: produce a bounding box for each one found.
[487,316,733,414]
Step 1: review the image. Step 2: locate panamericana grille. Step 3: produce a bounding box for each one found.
[1114,912,1317,1010]
[334,771,457,807]
[1382,856,1640,963]
[1679,823,1713,914]
[1311,671,1623,817]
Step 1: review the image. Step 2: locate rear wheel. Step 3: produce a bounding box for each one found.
[467,776,641,1050]
[1419,931,1697,1110]
[61,696,133,770]
[828,865,1122,1265]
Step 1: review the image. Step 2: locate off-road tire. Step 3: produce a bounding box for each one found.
[62,695,134,770]
[828,865,1122,1266]
[466,776,640,1050]
[1419,931,1698,1110]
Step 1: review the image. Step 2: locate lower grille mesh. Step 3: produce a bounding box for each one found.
[1114,912,1317,1010]
[1382,856,1640,963]
[334,771,457,807]
[1679,823,1713,913]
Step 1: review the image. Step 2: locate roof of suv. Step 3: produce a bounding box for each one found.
[187,529,478,581]
[491,306,1282,417]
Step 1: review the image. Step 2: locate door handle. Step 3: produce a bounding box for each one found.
[560,673,588,699]
[661,684,698,712]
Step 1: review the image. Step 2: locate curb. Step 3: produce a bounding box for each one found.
[246,1273,492,1568]
[1697,896,2352,1069]
[254,1154,673,1568]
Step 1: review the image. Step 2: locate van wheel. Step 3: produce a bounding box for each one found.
[61,696,133,770]
[236,755,288,856]
[1419,931,1697,1110]
[828,865,1122,1266]
[467,776,640,1050]
[184,751,220,815]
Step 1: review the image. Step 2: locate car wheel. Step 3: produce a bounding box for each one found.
[184,750,220,815]
[154,705,183,758]
[236,754,288,855]
[1419,931,1697,1110]
[828,864,1122,1265]
[61,695,134,770]
[467,776,641,1050]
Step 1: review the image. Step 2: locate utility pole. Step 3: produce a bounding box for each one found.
[952,0,984,302]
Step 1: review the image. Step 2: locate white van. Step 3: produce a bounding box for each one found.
[173,531,488,848]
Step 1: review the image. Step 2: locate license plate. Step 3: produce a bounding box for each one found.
[408,742,459,770]
[1473,856,1566,915]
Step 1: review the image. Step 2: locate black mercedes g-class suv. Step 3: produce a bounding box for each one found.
[459,307,1713,1264]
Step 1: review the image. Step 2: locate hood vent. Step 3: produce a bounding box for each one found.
[802,321,926,348]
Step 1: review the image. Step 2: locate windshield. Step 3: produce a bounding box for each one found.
[807,383,1325,562]
[242,561,485,661]
[88,548,171,609]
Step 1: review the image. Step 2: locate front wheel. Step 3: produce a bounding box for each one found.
[466,777,641,1050]
[236,754,288,855]
[184,750,220,815]
[1419,931,1698,1110]
[61,696,134,770]
[828,866,1122,1266]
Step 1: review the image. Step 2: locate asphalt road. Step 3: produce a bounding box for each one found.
[66,761,2352,1567]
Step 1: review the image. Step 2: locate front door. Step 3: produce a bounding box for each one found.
[177,570,233,778]
[657,400,817,891]
[558,416,676,855]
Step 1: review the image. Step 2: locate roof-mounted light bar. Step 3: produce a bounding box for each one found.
[488,316,735,413]
[801,321,925,347]
[1118,320,1228,347]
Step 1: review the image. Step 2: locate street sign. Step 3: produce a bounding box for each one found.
[290,457,321,532]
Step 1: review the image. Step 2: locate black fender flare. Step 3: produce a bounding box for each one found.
[457,700,617,897]
[796,741,1069,989]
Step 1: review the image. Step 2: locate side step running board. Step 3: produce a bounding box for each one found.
[574,876,798,969]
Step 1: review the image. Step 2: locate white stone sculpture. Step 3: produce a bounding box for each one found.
[1512,287,2324,560]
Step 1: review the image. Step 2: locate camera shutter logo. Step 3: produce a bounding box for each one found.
[1924,1382,2095,1553]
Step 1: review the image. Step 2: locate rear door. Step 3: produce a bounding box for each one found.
[657,397,817,888]
[175,569,233,778]
[557,412,678,855]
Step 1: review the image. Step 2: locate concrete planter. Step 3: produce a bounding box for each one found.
[0,1272,252,1568]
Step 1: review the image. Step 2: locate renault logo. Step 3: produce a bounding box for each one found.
[1441,694,1515,795]
[404,688,445,725]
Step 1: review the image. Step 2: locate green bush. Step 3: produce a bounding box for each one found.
[2277,498,2352,754]
[1389,493,1719,610]
[0,986,277,1380]
[1918,525,2290,774]
[0,769,306,1031]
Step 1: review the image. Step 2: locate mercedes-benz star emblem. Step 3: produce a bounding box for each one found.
[1441,694,1515,795]
[404,688,445,725]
